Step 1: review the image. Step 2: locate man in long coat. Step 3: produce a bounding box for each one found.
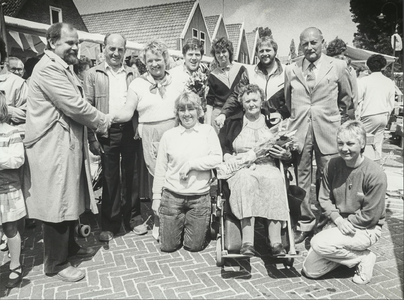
[23,23,111,282]
[285,27,353,244]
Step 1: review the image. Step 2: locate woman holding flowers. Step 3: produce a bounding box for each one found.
[219,84,293,257]
[152,91,222,252]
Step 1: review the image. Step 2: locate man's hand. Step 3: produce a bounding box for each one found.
[334,217,356,236]
[215,114,226,129]
[89,140,104,156]
[152,199,161,217]
[179,162,191,180]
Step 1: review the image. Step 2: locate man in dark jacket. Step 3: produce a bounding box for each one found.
[84,33,141,242]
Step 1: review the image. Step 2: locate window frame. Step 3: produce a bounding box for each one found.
[192,28,198,39]
[49,6,63,24]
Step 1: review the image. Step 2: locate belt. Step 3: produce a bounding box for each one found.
[110,122,131,129]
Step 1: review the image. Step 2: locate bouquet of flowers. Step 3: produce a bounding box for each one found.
[216,120,298,179]
[186,68,208,110]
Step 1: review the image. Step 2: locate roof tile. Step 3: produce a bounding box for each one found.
[82,0,196,50]
[225,23,242,57]
[2,0,26,17]
[204,15,219,39]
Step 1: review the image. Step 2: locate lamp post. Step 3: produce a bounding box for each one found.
[377,1,399,80]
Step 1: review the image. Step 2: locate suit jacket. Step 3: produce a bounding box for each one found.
[23,50,109,222]
[285,55,352,155]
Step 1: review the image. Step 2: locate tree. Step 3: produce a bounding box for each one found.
[257,27,272,38]
[289,39,297,59]
[350,0,403,74]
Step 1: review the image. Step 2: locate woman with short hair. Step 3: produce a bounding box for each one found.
[206,37,246,134]
[152,91,222,252]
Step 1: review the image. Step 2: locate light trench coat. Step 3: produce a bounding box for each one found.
[23,51,109,223]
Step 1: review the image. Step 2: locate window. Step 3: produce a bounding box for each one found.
[50,6,62,24]
[192,28,198,39]
[200,31,206,53]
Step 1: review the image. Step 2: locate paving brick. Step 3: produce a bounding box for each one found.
[162,288,177,299]
[177,291,191,299]
[149,284,166,299]
[189,286,220,296]
[54,290,67,299]
[78,288,113,298]
[110,275,125,293]
[137,281,155,298]
[265,287,292,299]
[43,287,55,299]
[17,284,32,299]
[30,283,44,298]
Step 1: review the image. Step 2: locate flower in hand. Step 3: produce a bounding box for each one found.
[186,69,207,97]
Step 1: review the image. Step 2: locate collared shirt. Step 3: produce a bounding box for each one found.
[152,122,222,199]
[212,63,234,88]
[106,64,127,116]
[302,55,323,83]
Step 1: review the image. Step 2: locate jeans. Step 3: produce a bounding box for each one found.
[159,190,210,252]
[302,223,381,278]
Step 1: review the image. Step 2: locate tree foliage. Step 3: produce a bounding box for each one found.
[257,27,272,38]
[350,0,403,72]
[289,39,297,59]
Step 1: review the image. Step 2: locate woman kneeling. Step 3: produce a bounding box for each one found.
[219,84,292,257]
[302,120,387,285]
[152,91,222,252]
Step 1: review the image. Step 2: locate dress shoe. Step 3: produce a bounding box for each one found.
[68,247,96,259]
[99,231,114,242]
[240,242,257,257]
[271,243,287,257]
[56,266,85,282]
[6,265,23,288]
[294,230,312,244]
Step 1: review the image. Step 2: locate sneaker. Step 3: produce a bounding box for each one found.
[352,252,377,284]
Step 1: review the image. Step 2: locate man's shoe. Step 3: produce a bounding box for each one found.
[68,247,96,259]
[240,242,257,257]
[294,230,312,244]
[271,243,287,257]
[99,231,114,242]
[352,252,377,285]
[55,266,85,282]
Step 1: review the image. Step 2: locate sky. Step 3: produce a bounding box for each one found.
[73,0,358,57]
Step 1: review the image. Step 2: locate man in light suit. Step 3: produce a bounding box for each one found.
[285,27,352,243]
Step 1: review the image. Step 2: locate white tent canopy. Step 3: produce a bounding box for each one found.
[345,45,396,69]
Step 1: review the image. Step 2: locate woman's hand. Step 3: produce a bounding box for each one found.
[335,217,356,236]
[179,162,191,180]
[152,199,161,217]
[267,145,291,160]
[224,155,242,173]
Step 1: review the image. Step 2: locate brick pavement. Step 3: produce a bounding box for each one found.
[0,141,402,299]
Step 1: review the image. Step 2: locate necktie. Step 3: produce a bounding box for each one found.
[306,63,316,92]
